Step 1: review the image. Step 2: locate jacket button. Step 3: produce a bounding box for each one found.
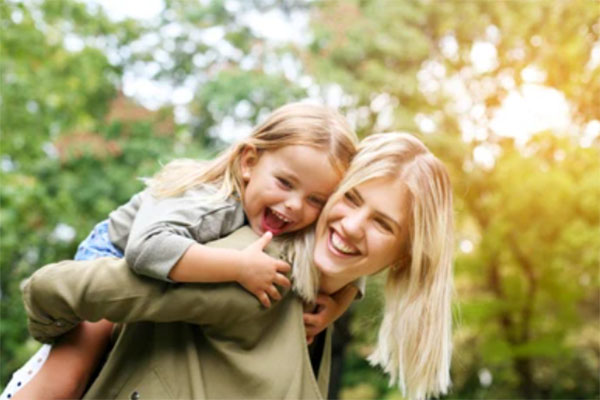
[130,390,140,400]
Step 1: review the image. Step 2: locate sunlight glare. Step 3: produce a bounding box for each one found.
[473,144,497,169]
[92,0,164,21]
[459,239,474,254]
[490,84,570,146]
[470,41,498,74]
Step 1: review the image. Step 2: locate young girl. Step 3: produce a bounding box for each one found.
[3,102,359,400]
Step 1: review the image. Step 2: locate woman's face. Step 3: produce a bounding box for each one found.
[313,176,411,284]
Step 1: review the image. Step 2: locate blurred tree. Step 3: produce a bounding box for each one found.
[0,0,181,383]
[302,0,600,398]
[1,0,307,386]
[122,0,308,146]
[449,133,599,398]
[2,0,599,398]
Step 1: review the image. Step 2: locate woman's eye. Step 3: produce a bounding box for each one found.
[375,218,393,233]
[344,192,359,206]
[277,177,293,189]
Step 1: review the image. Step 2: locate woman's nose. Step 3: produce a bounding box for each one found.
[340,209,366,239]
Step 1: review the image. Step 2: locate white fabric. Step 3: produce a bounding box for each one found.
[1,344,51,399]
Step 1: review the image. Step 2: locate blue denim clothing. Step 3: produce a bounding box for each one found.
[74,220,124,261]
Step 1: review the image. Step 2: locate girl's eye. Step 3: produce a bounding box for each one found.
[277,177,293,189]
[308,196,326,208]
[375,218,393,233]
[344,192,359,206]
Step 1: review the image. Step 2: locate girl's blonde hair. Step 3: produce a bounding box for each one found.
[145,102,358,200]
[319,133,454,399]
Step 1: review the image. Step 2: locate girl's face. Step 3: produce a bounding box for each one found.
[241,145,341,236]
[313,176,411,284]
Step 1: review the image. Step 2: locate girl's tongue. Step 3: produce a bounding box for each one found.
[262,208,288,234]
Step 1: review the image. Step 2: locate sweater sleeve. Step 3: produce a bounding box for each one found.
[124,188,245,281]
[350,276,367,299]
[23,227,275,343]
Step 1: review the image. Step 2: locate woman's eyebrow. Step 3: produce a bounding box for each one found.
[375,211,402,231]
[351,188,364,204]
[354,187,401,230]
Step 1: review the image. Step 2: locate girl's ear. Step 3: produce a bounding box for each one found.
[240,144,259,182]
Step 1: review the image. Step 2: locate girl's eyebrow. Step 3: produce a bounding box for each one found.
[277,167,300,183]
[282,169,330,197]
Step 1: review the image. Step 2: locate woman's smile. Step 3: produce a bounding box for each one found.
[314,176,410,289]
[328,227,361,256]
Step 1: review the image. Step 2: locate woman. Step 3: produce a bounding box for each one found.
[19,133,454,400]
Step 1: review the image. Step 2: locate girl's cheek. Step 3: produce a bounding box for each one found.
[308,208,321,225]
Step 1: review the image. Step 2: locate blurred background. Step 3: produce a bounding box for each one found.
[1,0,599,398]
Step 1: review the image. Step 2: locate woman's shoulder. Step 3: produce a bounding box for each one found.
[205,225,258,249]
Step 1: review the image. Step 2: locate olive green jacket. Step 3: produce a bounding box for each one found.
[22,227,331,399]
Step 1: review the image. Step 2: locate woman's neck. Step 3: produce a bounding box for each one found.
[319,274,352,295]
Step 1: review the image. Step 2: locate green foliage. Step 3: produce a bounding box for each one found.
[2,1,599,398]
[0,0,305,387]
[1,0,180,384]
[303,0,600,398]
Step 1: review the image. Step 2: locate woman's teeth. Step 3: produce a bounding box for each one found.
[331,230,357,255]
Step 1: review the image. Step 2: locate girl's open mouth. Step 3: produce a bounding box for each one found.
[261,207,293,235]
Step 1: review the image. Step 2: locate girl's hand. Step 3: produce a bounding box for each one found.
[303,294,340,344]
[303,284,359,343]
[238,231,291,308]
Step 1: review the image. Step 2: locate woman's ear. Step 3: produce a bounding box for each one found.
[240,144,258,182]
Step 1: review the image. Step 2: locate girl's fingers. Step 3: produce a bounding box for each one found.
[275,261,291,273]
[315,294,332,306]
[274,273,291,289]
[305,324,318,336]
[253,231,273,250]
[303,313,318,327]
[259,292,271,308]
[266,285,281,302]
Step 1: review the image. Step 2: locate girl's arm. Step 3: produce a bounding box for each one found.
[121,188,245,282]
[122,190,289,307]
[23,228,289,343]
[169,232,291,308]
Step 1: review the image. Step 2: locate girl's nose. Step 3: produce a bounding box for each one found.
[284,194,303,214]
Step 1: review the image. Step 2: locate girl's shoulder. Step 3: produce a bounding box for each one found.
[147,184,241,217]
[182,184,239,206]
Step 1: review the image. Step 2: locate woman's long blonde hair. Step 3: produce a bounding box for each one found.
[319,133,455,399]
[145,102,358,200]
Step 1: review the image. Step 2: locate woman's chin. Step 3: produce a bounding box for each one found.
[314,253,336,278]
[316,263,337,279]
[315,255,359,294]
[315,258,345,285]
